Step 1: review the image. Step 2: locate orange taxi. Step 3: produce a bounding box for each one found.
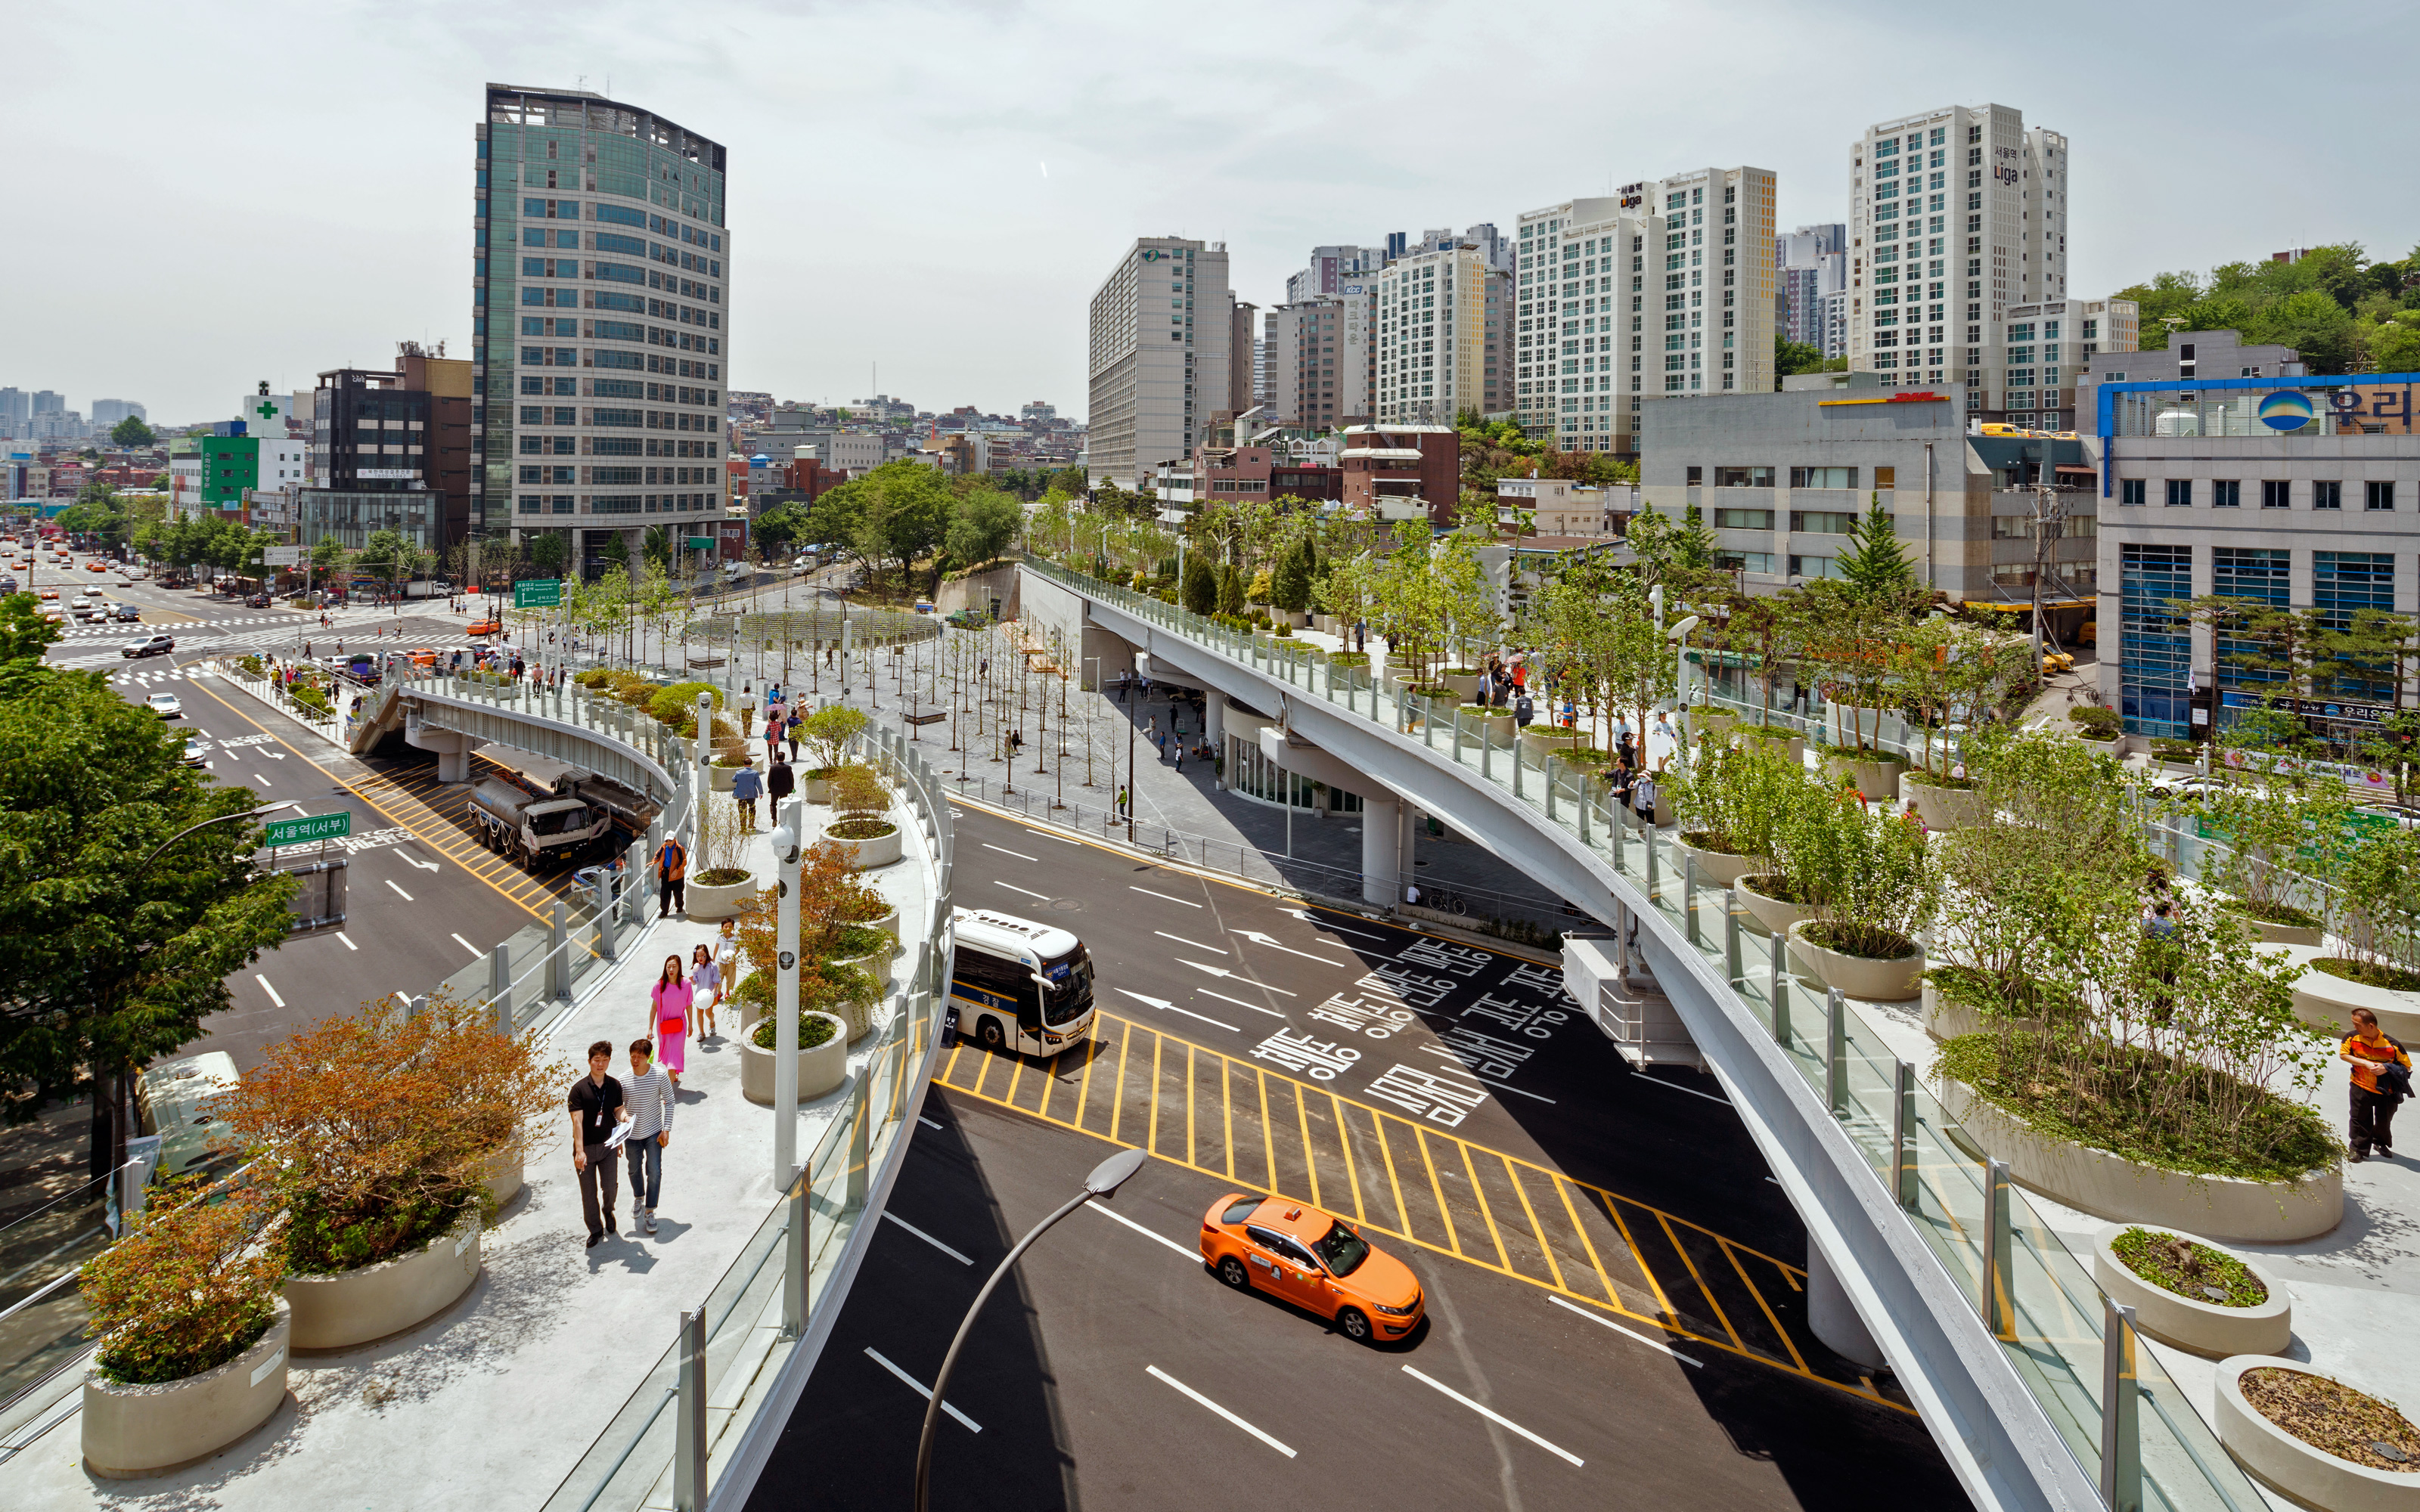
[37,587,58,600]
[85,560,109,572]
[467,617,502,637]
[1200,1194,1425,1343]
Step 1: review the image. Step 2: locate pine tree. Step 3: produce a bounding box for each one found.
[1836,491,1916,600]
[1271,538,1314,613]
[1181,554,1218,615]
[1217,562,1246,616]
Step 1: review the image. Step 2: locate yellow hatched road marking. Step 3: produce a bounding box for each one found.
[1004,1049,1026,1110]
[1185,1042,1197,1166]
[1414,1125,1464,1259]
[1108,1019,1133,1145]
[1552,1173,1621,1308]
[1146,1033,1164,1155]
[1373,1114,1412,1243]
[1658,1212,1745,1353]
[1294,1081,1320,1211]
[1221,1057,1236,1181]
[1256,1067,1277,1192]
[1072,1027,1100,1128]
[1725,1239,1809,1374]
[1602,1193,1679,1324]
[1459,1139,1511,1272]
[1503,1156,1566,1292]
[1330,1092,1365,1226]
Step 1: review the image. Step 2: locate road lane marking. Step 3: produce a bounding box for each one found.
[1636,1073,1731,1107]
[1194,988,1285,1018]
[336,932,358,950]
[1146,1366,1295,1458]
[982,842,1038,862]
[385,879,414,901]
[1549,1294,1705,1366]
[1178,959,1295,995]
[918,1116,943,1129]
[1087,1201,1199,1261]
[399,850,440,872]
[1115,988,1237,1033]
[254,974,285,1009]
[451,933,483,958]
[882,1212,973,1265]
[992,880,1051,901]
[1282,907,1391,941]
[1130,886,1201,908]
[1153,931,1227,954]
[252,774,271,786]
[862,1349,979,1433]
[1401,1365,1584,1466]
[1230,928,1354,965]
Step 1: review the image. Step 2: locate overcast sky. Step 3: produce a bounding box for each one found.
[8,0,2412,428]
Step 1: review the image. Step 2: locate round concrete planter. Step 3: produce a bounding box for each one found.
[740,1011,849,1105]
[1675,835,1767,888]
[828,948,893,1040]
[2280,945,2420,1042]
[1822,751,1907,801]
[828,820,903,869]
[1686,709,1737,742]
[82,1300,290,1479]
[2215,1357,2420,1510]
[1739,728,1806,764]
[1734,875,1813,940]
[1920,979,2050,1041]
[482,1147,523,1209]
[2221,906,2324,949]
[2089,1224,2291,1358]
[1940,1077,2343,1242]
[684,871,759,922]
[1441,672,1481,701]
[841,899,901,945]
[1787,920,1925,1001]
[1900,773,1988,830]
[284,1207,482,1352]
[709,762,741,793]
[802,776,831,804]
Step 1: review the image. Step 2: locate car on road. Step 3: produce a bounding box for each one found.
[123,633,175,658]
[0,577,14,594]
[466,616,502,636]
[182,736,208,767]
[145,691,183,719]
[113,603,141,621]
[76,602,108,621]
[1199,1193,1425,1343]
[246,593,273,608]
[36,587,57,600]
[67,596,90,612]
[85,559,109,572]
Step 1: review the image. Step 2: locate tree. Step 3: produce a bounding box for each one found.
[1835,492,1916,600]
[528,531,566,578]
[1216,562,1245,616]
[0,592,63,662]
[944,488,1022,568]
[754,500,811,559]
[1774,336,1829,385]
[356,528,414,605]
[1181,553,1218,615]
[108,416,155,448]
[1270,534,1314,615]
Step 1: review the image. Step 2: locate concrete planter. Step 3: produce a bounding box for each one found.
[1822,751,1907,801]
[482,1147,523,1209]
[1520,728,1585,758]
[740,1011,850,1105]
[802,776,830,804]
[685,871,759,922]
[1738,728,1806,764]
[1734,875,1814,940]
[829,948,893,1040]
[1787,920,1925,1000]
[2089,1224,2291,1358]
[82,1300,290,1479]
[2215,1357,2420,1510]
[2221,906,2324,949]
[1941,1077,2342,1242]
[828,820,903,869]
[284,1208,482,1352]
[709,762,743,792]
[1441,673,1482,701]
[2279,944,2420,1042]
[1463,709,1516,744]
[1686,708,1737,742]
[1675,835,1767,888]
[1921,979,2049,1041]
[1899,773,1988,830]
[2076,733,2128,759]
[842,899,901,945]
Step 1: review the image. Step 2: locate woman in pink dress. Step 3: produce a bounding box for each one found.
[650,955,693,1084]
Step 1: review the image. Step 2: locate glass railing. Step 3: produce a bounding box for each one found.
[1025,555,2265,1509]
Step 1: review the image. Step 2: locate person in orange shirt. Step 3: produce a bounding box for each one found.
[2340,1006,2412,1162]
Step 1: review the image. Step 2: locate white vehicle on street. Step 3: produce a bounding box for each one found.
[145,691,183,719]
[947,907,1097,1058]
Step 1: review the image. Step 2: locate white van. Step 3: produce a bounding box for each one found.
[948,907,1097,1057]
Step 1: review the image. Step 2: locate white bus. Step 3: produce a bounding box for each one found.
[948,906,1096,1058]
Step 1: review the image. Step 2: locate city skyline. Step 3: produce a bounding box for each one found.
[6,1,2406,426]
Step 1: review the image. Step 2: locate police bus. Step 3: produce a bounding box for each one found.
[949,907,1097,1057]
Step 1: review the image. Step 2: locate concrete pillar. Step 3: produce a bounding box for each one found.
[1360,794,1398,908]
[1804,1240,1888,1371]
[1204,694,1225,789]
[1398,801,1417,897]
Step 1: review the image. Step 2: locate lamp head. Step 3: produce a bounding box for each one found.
[1666,615,1701,641]
[1084,1146,1148,1198]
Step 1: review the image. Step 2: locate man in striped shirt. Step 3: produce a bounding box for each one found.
[625,1040,676,1234]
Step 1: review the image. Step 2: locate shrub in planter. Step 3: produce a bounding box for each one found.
[1773,776,1934,971]
[2217,1359,2420,1509]
[2189,776,2337,943]
[574,668,617,689]
[1671,739,1799,872]
[1327,651,1370,669]
[802,703,869,774]
[735,838,889,1005]
[647,680,722,727]
[752,1007,839,1052]
[2108,1225,2269,1307]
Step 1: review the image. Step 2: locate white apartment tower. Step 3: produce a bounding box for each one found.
[1087,237,1233,490]
[1845,104,2068,415]
[1376,246,1491,425]
[1514,166,1776,455]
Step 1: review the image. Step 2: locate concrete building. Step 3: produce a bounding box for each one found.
[1844,104,2070,418]
[298,350,473,551]
[1515,167,1778,456]
[1286,243,1389,305]
[1338,423,1459,524]
[169,420,309,525]
[476,82,730,575]
[1988,296,2139,429]
[1496,476,1632,538]
[1376,245,1494,426]
[0,390,26,429]
[1776,223,1848,354]
[1267,296,1373,429]
[90,399,147,426]
[1086,236,1233,490]
[2075,327,2297,408]
[1229,301,1258,414]
[1637,371,2098,600]
[2090,361,2420,738]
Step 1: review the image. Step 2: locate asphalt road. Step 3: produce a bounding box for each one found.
[752,802,1965,1511]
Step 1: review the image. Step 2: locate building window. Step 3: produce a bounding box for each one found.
[2211,547,2291,696]
[2165,479,2194,507]
[1713,509,1773,530]
[2260,480,2291,510]
[2121,543,2192,737]
[1789,510,1861,534]
[2315,551,2397,697]
[2119,479,2146,506]
[1788,466,1857,490]
[2212,479,2241,508]
[1711,466,1773,487]
[2313,480,2344,510]
[2368,481,2397,512]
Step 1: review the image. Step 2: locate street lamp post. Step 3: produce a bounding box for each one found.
[769,801,803,1185]
[912,1147,1148,1512]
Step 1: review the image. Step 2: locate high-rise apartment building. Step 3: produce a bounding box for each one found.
[1375,246,1489,426]
[476,83,729,575]
[1267,296,1373,429]
[1514,166,1777,456]
[0,390,26,429]
[32,392,62,416]
[1286,243,1388,305]
[1776,224,1847,353]
[90,399,147,426]
[1229,300,1258,414]
[1844,104,2068,417]
[1086,237,1232,490]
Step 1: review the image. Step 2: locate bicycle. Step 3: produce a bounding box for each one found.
[1412,886,1472,916]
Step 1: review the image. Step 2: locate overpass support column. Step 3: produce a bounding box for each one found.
[1360,794,1398,909]
[1805,1241,1888,1371]
[1204,696,1225,788]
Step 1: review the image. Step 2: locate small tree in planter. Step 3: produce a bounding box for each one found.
[1670,739,1800,861]
[800,703,869,782]
[1780,789,1936,965]
[2316,817,2420,990]
[2067,704,2122,743]
[2189,777,2343,937]
[826,762,897,843]
[82,1175,284,1387]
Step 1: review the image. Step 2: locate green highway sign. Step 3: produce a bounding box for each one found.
[685,536,714,550]
[265,811,352,847]
[514,578,563,609]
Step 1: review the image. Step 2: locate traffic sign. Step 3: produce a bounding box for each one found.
[265,811,351,847]
[261,544,302,567]
[685,536,714,550]
[514,578,563,609]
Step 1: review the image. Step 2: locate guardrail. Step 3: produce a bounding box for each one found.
[1025,555,2265,1512]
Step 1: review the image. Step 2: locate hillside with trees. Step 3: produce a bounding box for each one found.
[2115,243,2420,373]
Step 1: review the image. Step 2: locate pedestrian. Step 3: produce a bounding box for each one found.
[568,1040,625,1248]
[1634,766,1661,828]
[785,708,803,762]
[650,954,692,1086]
[1174,741,1185,773]
[1652,710,1677,754]
[1115,783,1129,818]
[714,919,743,1019]
[607,850,626,900]
[768,751,796,811]
[622,1039,674,1234]
[304,640,312,659]
[2140,898,2178,941]
[690,942,721,1042]
[1615,729,1636,770]
[1609,759,1637,810]
[768,693,787,727]
[1404,880,1421,907]
[1118,668,1130,702]
[2343,1006,2412,1162]
[653,830,688,920]
[731,758,762,829]
[765,711,784,761]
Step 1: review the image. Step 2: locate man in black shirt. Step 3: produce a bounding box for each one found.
[568,1040,626,1248]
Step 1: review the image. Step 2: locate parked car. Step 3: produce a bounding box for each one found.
[123,634,175,658]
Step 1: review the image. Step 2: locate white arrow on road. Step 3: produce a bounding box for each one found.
[1280,909,1391,942]
[397,849,440,872]
[1177,960,1296,996]
[1230,928,1353,965]
[1115,987,1238,1033]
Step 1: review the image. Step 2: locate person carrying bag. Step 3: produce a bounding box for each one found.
[2342,1006,2412,1161]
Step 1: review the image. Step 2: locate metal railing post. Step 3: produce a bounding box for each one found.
[1643,818,1658,901]
[780,1167,808,1341]
[674,1306,707,1511]
[2100,1298,2142,1512]
[1891,1060,1916,1208]
[846,1081,870,1207]
[1723,897,1740,985]
[625,837,648,928]
[1825,985,1846,1114]
[1544,756,1559,821]
[490,943,512,1034]
[550,899,571,1001]
[1770,929,1790,1045]
[1980,1157,2011,1337]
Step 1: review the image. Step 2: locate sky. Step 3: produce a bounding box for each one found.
[8,0,2414,429]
